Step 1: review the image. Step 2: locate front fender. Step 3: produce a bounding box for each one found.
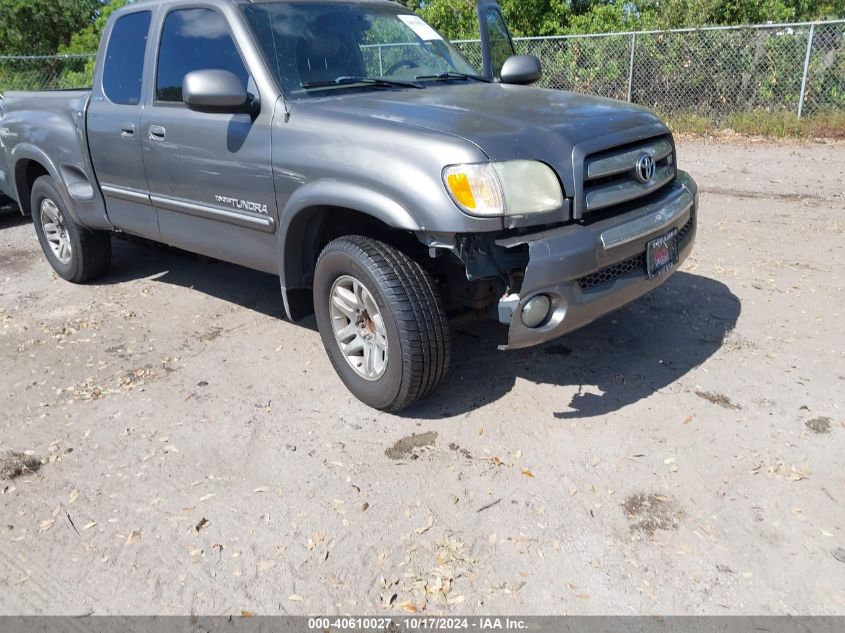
[277,179,423,321]
[280,179,421,233]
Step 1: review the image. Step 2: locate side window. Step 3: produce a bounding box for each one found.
[102,11,152,105]
[156,8,249,103]
[485,9,514,79]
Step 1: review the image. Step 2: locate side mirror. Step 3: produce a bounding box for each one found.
[183,69,257,114]
[499,55,542,86]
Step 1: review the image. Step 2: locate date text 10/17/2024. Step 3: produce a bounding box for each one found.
[307,618,529,630]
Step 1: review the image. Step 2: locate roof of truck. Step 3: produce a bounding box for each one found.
[119,0,405,20]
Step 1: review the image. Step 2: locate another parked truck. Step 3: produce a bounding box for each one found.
[0,0,697,411]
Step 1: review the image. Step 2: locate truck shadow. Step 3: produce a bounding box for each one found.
[104,236,287,319]
[103,238,739,420]
[406,272,740,420]
[0,208,29,230]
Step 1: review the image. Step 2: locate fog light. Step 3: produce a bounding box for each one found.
[521,295,551,328]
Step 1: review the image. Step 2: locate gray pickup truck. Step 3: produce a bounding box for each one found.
[0,0,697,411]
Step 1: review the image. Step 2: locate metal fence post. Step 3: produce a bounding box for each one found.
[627,33,637,102]
[797,23,815,118]
[378,45,384,76]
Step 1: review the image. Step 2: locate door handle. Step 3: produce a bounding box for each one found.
[148,125,166,142]
[120,124,135,139]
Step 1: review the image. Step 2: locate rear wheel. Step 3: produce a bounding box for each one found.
[313,236,450,412]
[31,176,111,283]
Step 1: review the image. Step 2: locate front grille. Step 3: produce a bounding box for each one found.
[577,215,694,291]
[582,136,675,216]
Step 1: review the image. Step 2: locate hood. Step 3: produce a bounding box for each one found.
[297,83,671,195]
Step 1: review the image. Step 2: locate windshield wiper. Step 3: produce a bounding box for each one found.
[414,72,490,83]
[301,76,424,90]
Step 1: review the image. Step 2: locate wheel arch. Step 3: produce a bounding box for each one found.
[13,159,52,217]
[11,146,69,218]
[278,183,425,322]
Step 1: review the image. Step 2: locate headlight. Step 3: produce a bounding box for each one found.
[443,160,564,217]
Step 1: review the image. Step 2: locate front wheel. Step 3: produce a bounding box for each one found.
[313,236,451,412]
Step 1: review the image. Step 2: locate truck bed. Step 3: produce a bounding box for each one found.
[0,89,92,203]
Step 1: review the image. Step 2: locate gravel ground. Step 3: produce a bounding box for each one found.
[0,139,843,616]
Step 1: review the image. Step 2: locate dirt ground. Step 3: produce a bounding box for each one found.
[1,139,843,616]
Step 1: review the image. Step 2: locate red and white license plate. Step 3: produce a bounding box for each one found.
[646,228,679,278]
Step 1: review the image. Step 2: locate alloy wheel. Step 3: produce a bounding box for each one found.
[40,198,72,265]
[329,275,389,381]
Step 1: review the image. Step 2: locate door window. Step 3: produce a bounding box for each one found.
[485,8,515,79]
[156,8,249,103]
[102,11,151,105]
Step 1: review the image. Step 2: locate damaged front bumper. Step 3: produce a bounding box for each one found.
[497,171,698,350]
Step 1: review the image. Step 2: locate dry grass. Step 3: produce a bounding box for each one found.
[0,450,40,480]
[667,110,845,139]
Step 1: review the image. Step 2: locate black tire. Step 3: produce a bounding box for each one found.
[31,176,111,283]
[313,236,451,412]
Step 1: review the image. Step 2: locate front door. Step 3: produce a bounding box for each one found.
[140,5,279,274]
[87,9,159,239]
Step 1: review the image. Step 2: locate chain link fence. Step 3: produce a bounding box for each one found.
[457,19,845,119]
[2,20,843,121]
[0,54,95,93]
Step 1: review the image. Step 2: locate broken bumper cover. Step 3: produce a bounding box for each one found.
[497,171,697,350]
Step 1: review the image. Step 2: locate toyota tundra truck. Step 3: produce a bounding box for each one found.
[0,0,697,411]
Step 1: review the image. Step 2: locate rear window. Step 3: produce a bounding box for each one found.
[102,11,151,105]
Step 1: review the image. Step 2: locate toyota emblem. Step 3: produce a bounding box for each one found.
[635,154,656,183]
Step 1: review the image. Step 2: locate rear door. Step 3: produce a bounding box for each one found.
[88,9,159,239]
[140,5,279,274]
[476,0,517,80]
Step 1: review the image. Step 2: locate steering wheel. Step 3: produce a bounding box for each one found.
[385,59,420,76]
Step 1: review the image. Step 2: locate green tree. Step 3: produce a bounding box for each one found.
[566,3,654,33]
[499,0,572,36]
[54,0,130,88]
[0,0,100,55]
[417,0,574,39]
[416,0,844,38]
[60,0,131,56]
[417,0,479,40]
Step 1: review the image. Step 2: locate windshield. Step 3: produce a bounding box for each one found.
[242,2,482,97]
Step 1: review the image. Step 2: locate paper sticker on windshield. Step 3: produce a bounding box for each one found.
[398,15,444,41]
